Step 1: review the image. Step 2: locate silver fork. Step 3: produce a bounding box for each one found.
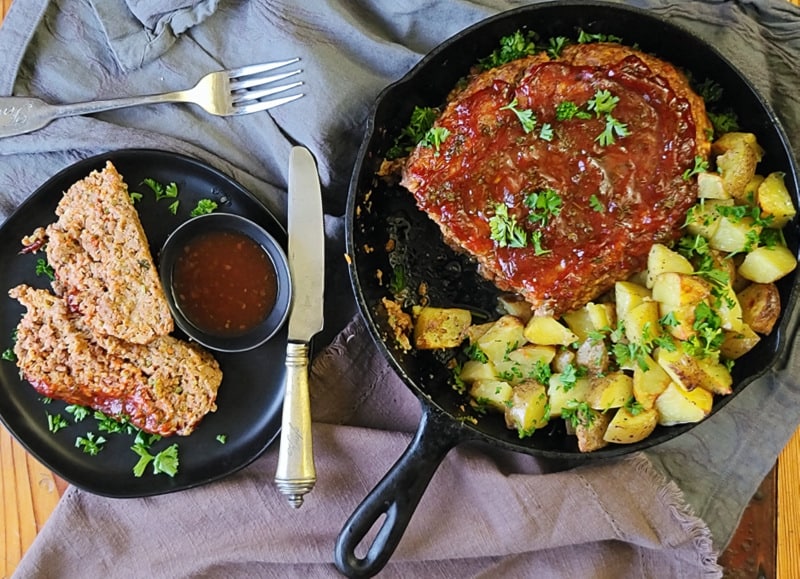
[0,59,304,138]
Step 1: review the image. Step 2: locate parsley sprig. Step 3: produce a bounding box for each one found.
[524,188,562,227]
[501,98,536,134]
[489,204,528,248]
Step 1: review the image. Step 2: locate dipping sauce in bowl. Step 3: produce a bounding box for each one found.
[159,213,291,352]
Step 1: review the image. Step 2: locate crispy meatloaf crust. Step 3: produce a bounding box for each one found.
[402,43,711,316]
[39,161,173,344]
[10,285,221,436]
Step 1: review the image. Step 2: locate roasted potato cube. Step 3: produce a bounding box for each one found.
[711,132,764,159]
[655,381,713,426]
[713,284,744,332]
[737,245,798,283]
[575,409,612,453]
[465,321,495,345]
[623,300,661,345]
[744,174,765,201]
[715,136,760,199]
[632,354,672,410]
[412,306,472,349]
[697,172,729,200]
[459,360,497,384]
[551,347,576,373]
[575,338,609,376]
[563,302,616,342]
[476,315,527,365]
[737,282,781,334]
[685,199,732,239]
[603,407,658,444]
[497,294,533,323]
[523,315,578,346]
[651,272,711,307]
[655,348,732,395]
[469,379,513,413]
[615,281,651,324]
[659,303,698,341]
[495,344,556,381]
[504,379,549,436]
[756,172,796,228]
[719,324,761,360]
[586,371,633,411]
[547,375,591,417]
[708,215,761,254]
[645,243,694,288]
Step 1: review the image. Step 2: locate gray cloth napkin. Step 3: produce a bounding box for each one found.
[1,0,799,577]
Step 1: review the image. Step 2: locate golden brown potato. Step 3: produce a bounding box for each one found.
[651,272,711,307]
[504,379,549,436]
[738,245,798,283]
[711,132,764,159]
[615,281,651,323]
[719,325,761,360]
[656,348,732,395]
[655,381,713,426]
[412,306,472,349]
[737,282,781,334]
[757,172,796,228]
[523,315,578,346]
[633,354,672,410]
[497,293,533,323]
[476,315,527,365]
[586,371,633,410]
[697,172,730,200]
[603,407,658,444]
[469,379,513,413]
[576,338,610,376]
[576,409,612,453]
[547,375,591,417]
[645,243,694,288]
[715,138,760,199]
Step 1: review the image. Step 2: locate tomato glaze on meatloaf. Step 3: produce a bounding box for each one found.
[401,43,712,316]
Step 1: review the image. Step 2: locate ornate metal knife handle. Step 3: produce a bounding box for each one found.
[274,340,316,508]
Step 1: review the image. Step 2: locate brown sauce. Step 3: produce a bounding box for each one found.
[172,230,278,336]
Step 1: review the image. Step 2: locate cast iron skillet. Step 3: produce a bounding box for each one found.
[337,2,800,576]
[0,149,287,497]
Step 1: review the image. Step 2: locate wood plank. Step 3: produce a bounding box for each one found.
[778,427,800,579]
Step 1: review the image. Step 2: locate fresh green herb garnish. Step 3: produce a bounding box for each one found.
[216,434,227,445]
[419,126,451,154]
[478,30,539,70]
[561,400,596,428]
[524,188,562,227]
[65,404,90,422]
[75,432,107,455]
[682,156,709,181]
[466,343,489,363]
[131,431,179,477]
[190,199,218,217]
[624,397,645,416]
[531,360,552,384]
[500,98,536,134]
[555,101,592,121]
[47,413,69,434]
[546,36,570,58]
[129,191,143,204]
[389,265,407,294]
[1,348,16,362]
[587,90,620,117]
[530,230,550,256]
[596,114,629,146]
[386,106,439,159]
[35,258,55,280]
[577,29,623,44]
[539,123,554,141]
[489,203,528,248]
[708,110,740,137]
[143,178,178,201]
[589,194,605,213]
[167,200,180,215]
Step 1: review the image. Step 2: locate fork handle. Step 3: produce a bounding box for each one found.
[51,89,192,118]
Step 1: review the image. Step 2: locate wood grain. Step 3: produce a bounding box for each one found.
[1,0,800,577]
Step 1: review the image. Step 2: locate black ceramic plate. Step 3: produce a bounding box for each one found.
[0,149,287,497]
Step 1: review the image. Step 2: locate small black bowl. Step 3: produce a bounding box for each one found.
[159,213,291,352]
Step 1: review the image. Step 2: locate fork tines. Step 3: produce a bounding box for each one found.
[228,58,304,115]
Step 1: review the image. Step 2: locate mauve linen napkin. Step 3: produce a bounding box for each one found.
[1,0,799,577]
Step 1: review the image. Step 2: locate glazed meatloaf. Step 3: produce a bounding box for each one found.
[10,285,221,437]
[29,161,173,344]
[401,43,712,316]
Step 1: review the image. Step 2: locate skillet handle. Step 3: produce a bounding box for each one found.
[334,405,466,577]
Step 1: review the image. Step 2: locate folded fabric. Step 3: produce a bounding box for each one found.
[0,0,799,577]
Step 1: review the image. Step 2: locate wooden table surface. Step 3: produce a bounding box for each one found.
[1,1,799,577]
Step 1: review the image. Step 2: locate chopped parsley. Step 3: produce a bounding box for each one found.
[478,30,539,70]
[530,230,550,256]
[624,397,645,416]
[47,413,69,434]
[466,343,489,363]
[489,203,528,248]
[539,123,554,141]
[131,431,179,477]
[75,432,106,456]
[419,126,451,154]
[682,156,709,181]
[65,404,90,422]
[386,106,439,159]
[561,400,597,429]
[587,90,620,117]
[35,258,55,280]
[589,194,605,213]
[143,178,179,202]
[129,191,143,204]
[216,434,227,444]
[500,98,536,134]
[1,348,15,362]
[555,101,591,121]
[577,29,623,44]
[524,188,562,227]
[190,199,218,217]
[596,115,629,147]
[546,36,570,59]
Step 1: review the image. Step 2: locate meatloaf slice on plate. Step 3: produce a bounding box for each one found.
[41,161,173,344]
[9,285,221,437]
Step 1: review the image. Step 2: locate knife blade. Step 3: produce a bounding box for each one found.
[274,146,325,508]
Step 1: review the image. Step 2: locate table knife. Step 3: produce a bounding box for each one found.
[274,146,325,508]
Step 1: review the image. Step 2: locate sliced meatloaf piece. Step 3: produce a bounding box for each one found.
[402,43,710,316]
[42,161,173,344]
[9,285,221,436]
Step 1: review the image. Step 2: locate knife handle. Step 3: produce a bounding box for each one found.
[274,340,316,508]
